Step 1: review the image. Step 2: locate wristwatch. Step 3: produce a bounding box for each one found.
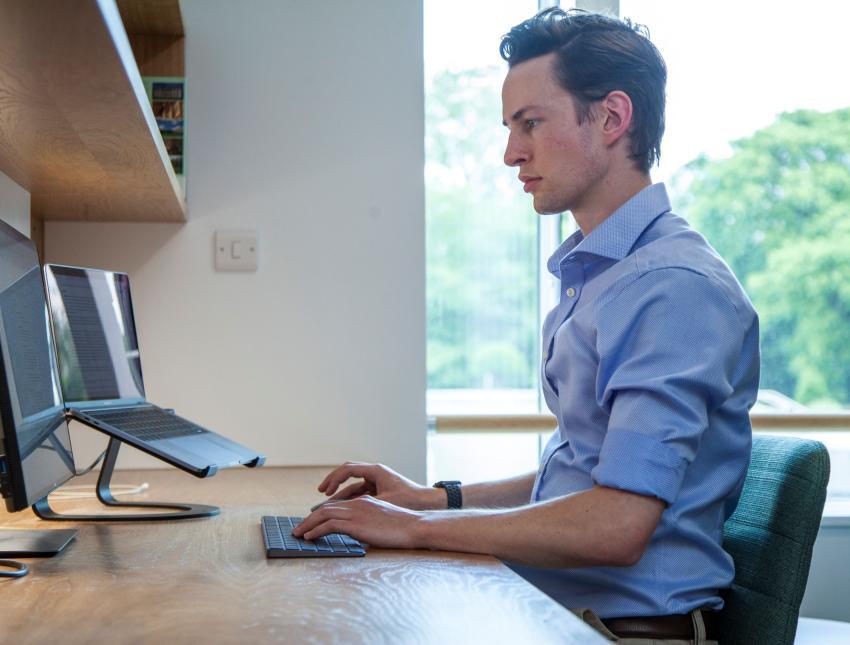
[433,480,462,509]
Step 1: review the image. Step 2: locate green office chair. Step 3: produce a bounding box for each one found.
[718,434,831,645]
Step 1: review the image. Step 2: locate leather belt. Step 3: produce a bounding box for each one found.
[601,611,717,640]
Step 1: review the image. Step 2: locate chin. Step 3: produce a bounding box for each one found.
[533,196,568,216]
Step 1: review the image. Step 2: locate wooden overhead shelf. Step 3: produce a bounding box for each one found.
[118,0,185,77]
[0,0,186,233]
[117,0,183,35]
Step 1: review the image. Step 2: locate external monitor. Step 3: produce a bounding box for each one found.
[0,220,77,565]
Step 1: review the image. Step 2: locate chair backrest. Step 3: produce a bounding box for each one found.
[718,434,830,645]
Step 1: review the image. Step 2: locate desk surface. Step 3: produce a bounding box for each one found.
[0,466,603,644]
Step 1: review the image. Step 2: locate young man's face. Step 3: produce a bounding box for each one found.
[502,53,604,215]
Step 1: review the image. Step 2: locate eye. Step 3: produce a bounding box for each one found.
[525,118,539,131]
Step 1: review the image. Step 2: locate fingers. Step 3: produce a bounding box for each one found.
[310,482,370,512]
[301,519,350,541]
[318,461,362,492]
[293,503,355,540]
[318,462,381,496]
[292,504,350,539]
[318,462,367,493]
[328,481,371,502]
[294,496,419,550]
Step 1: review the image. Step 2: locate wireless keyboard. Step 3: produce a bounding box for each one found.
[261,516,366,558]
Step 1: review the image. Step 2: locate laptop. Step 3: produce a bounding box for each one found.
[43,264,264,478]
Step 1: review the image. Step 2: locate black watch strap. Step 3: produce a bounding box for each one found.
[433,480,462,509]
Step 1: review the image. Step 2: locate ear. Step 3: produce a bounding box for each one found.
[599,90,633,148]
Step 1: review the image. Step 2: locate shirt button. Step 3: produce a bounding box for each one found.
[566,287,576,297]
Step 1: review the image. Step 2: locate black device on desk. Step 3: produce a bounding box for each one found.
[43,264,264,479]
[0,224,78,577]
[262,516,365,558]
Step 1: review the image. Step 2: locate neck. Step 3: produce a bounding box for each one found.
[571,169,653,236]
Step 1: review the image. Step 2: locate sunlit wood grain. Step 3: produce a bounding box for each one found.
[0,466,603,644]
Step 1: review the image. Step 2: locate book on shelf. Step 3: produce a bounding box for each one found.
[143,76,185,179]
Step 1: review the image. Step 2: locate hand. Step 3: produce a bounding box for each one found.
[315,462,443,510]
[292,496,425,549]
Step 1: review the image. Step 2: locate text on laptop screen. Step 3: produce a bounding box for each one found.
[44,266,145,404]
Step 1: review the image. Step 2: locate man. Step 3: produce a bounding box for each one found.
[294,8,759,643]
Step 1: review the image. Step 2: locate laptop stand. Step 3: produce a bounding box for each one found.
[32,437,220,521]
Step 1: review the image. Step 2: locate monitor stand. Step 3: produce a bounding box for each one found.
[0,525,78,579]
[0,527,78,556]
[32,437,220,521]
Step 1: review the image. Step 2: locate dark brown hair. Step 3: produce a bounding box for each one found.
[501,8,667,173]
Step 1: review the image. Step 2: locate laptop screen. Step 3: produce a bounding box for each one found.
[0,225,74,508]
[44,265,145,404]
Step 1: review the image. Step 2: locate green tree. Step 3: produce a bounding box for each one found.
[676,108,850,406]
[426,67,538,389]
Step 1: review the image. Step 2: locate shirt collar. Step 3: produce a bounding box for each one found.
[547,183,672,277]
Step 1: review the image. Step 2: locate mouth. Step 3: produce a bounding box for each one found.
[522,177,541,193]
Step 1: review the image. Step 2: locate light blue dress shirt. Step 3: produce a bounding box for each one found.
[510,183,760,619]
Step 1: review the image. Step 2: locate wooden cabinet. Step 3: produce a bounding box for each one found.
[0,0,186,255]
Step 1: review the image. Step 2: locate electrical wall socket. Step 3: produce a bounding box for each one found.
[215,230,258,272]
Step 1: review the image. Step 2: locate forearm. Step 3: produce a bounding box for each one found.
[414,471,537,510]
[413,486,664,569]
[460,471,536,509]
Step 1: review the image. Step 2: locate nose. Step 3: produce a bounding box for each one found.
[504,131,528,167]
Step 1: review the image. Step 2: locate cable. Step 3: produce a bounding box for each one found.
[75,449,107,477]
[47,449,148,500]
[50,482,149,500]
[0,560,28,578]
[0,450,112,580]
[1,449,150,579]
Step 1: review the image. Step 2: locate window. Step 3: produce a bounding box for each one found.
[425,0,544,482]
[425,0,541,415]
[426,1,850,506]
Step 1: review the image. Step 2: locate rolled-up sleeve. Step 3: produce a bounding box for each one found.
[590,268,746,504]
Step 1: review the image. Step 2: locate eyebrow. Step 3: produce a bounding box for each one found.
[502,105,542,127]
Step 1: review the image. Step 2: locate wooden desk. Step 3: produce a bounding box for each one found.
[0,466,604,644]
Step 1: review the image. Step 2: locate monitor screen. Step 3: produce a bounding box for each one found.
[43,265,145,404]
[0,223,74,511]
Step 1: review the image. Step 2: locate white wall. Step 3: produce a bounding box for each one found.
[45,0,427,481]
[0,171,29,235]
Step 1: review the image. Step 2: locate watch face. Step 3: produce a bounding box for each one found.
[434,480,461,487]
